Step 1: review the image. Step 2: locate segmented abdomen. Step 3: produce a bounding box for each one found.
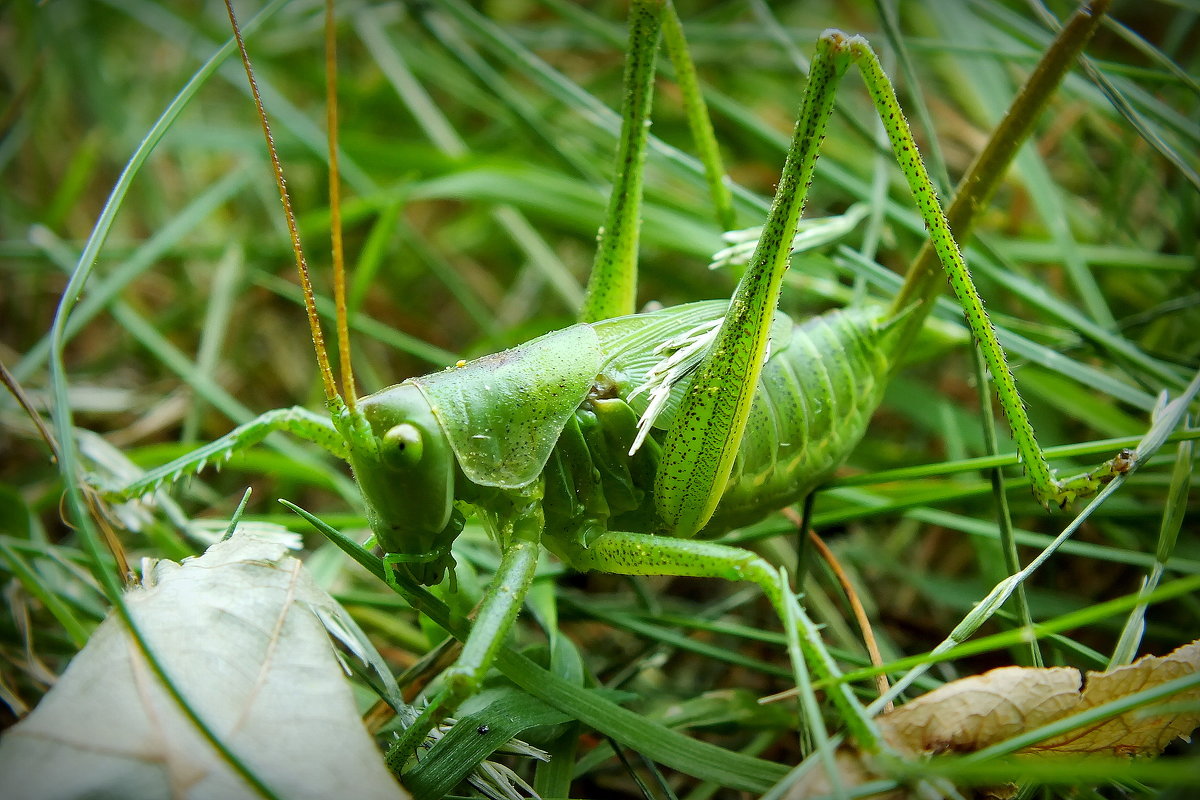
[582,301,894,538]
[702,305,893,533]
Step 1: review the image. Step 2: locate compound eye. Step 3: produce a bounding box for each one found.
[382,423,424,467]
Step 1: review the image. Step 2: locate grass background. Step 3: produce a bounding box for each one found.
[1,0,1198,797]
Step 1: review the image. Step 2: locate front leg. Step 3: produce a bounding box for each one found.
[386,493,543,770]
[98,406,345,501]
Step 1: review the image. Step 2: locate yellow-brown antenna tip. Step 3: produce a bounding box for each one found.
[224,0,340,406]
[325,0,356,411]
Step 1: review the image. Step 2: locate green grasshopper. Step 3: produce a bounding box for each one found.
[103,0,1139,775]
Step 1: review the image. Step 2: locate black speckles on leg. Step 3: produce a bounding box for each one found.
[848,35,1063,506]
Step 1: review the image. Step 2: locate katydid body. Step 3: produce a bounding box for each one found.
[104,0,1133,779]
[350,299,893,579]
[362,297,898,755]
[114,299,893,570]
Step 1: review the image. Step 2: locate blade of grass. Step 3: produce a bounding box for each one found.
[283,500,791,793]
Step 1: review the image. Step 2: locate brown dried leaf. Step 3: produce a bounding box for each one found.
[880,666,1081,756]
[880,640,1200,759]
[1033,640,1200,756]
[785,642,1199,799]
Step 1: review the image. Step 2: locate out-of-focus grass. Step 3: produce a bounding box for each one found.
[1,1,1197,797]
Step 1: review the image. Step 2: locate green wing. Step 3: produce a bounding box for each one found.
[593,300,794,432]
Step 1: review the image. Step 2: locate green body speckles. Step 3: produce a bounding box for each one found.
[653,36,853,538]
[849,38,1065,508]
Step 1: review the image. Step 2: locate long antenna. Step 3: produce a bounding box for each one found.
[224,0,340,406]
[325,0,356,411]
